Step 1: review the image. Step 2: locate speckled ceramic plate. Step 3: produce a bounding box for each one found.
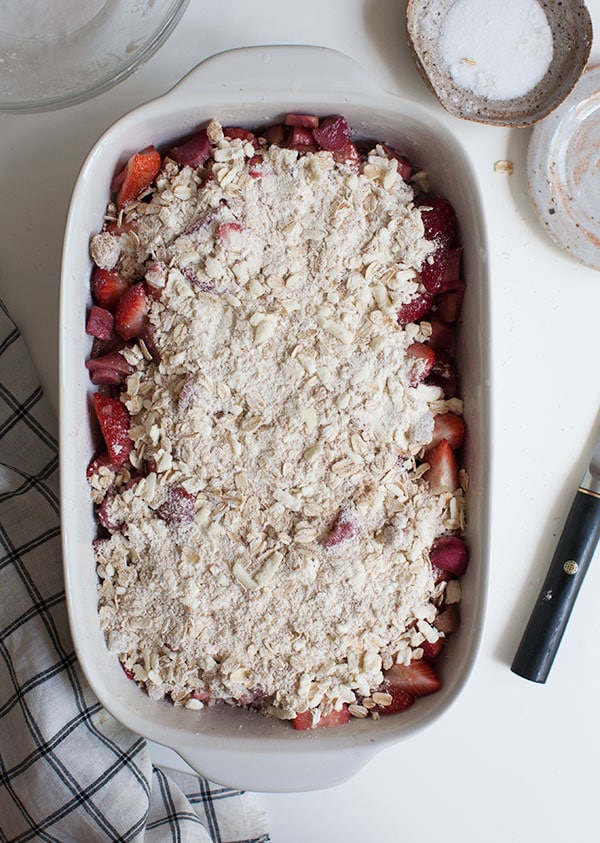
[406,0,592,127]
[528,65,600,270]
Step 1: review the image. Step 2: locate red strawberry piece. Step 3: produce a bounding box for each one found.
[423,440,459,493]
[223,127,258,147]
[156,484,195,525]
[288,126,315,147]
[419,242,449,293]
[332,141,361,173]
[261,123,288,146]
[440,247,463,290]
[406,342,436,386]
[293,705,350,730]
[217,221,243,239]
[437,281,466,324]
[114,146,162,210]
[427,350,458,398]
[432,564,454,584]
[427,318,456,353]
[144,260,168,300]
[371,682,415,715]
[430,412,466,451]
[313,115,352,151]
[168,128,211,168]
[115,283,148,340]
[92,392,132,467]
[139,323,161,364]
[384,659,441,698]
[380,143,413,181]
[429,534,469,576]
[92,268,129,312]
[397,291,433,325]
[325,502,360,548]
[97,493,122,533]
[248,154,265,179]
[104,220,135,236]
[421,638,446,663]
[285,113,319,128]
[435,604,461,634]
[415,195,457,246]
[86,306,115,340]
[86,450,116,479]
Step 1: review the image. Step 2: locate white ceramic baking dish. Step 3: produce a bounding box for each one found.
[60,45,490,793]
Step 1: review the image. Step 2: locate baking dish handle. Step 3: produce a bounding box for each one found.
[168,44,383,100]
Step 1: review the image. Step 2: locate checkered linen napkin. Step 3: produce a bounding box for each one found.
[0,300,270,843]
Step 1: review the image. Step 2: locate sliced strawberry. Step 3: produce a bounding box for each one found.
[144,260,168,299]
[288,126,315,147]
[421,638,446,663]
[115,283,148,340]
[332,141,361,173]
[313,115,352,151]
[114,146,161,210]
[293,705,350,730]
[324,502,360,548]
[397,291,433,325]
[248,154,265,179]
[168,128,211,168]
[86,306,115,340]
[156,484,195,525]
[371,682,415,715]
[430,412,465,451]
[86,450,116,479]
[427,350,458,398]
[419,242,449,293]
[435,604,461,633]
[437,280,466,324]
[93,392,132,466]
[92,268,129,312]
[384,659,441,698]
[416,195,457,246]
[223,127,258,147]
[97,493,122,533]
[423,440,459,493]
[406,342,436,386]
[380,143,413,181]
[261,123,288,146]
[429,534,469,576]
[285,113,319,128]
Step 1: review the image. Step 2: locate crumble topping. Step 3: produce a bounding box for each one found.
[90,121,466,718]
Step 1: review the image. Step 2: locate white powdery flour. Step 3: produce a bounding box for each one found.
[439,0,553,101]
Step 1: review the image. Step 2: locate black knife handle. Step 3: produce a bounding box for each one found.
[511,487,600,683]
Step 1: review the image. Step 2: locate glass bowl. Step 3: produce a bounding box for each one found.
[0,0,190,114]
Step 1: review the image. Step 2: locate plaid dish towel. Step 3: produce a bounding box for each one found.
[0,300,270,843]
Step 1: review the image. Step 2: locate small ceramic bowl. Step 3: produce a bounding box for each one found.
[406,0,593,127]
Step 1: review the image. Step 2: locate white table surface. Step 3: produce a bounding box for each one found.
[2,1,600,840]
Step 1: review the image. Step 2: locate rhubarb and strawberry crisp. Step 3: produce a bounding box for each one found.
[86,114,469,728]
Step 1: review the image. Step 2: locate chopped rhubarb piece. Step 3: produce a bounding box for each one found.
[427,350,458,397]
[247,155,264,179]
[217,221,243,239]
[419,242,449,293]
[92,268,129,312]
[380,144,413,181]
[325,502,360,548]
[156,484,196,525]
[384,659,441,698]
[429,535,469,576]
[371,682,415,715]
[437,280,466,324]
[114,145,162,210]
[406,342,436,386]
[293,705,350,730]
[313,115,352,151]
[223,127,258,147]
[168,128,211,168]
[288,126,315,147]
[423,440,459,493]
[86,306,114,340]
[261,123,288,145]
[285,113,319,128]
[430,412,466,451]
[115,283,148,340]
[435,604,461,634]
[416,195,457,246]
[92,392,131,467]
[86,450,116,480]
[332,141,361,173]
[397,291,433,325]
[427,318,456,353]
[441,247,463,289]
[86,349,133,378]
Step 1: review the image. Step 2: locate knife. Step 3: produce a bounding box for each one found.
[511,431,600,683]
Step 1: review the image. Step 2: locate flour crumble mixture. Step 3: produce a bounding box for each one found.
[86,115,469,728]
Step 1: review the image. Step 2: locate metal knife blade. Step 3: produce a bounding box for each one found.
[511,428,600,683]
